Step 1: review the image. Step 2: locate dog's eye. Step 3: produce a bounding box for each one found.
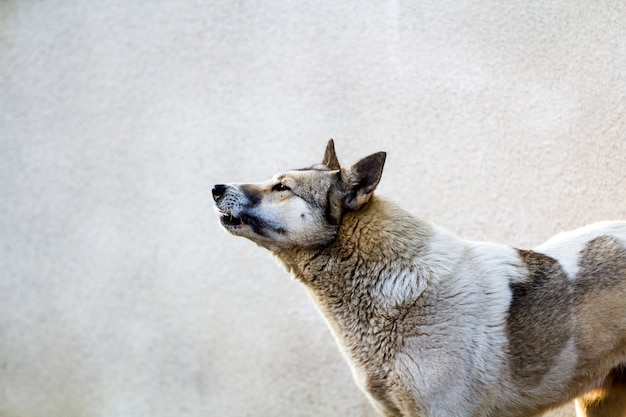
[272,183,290,192]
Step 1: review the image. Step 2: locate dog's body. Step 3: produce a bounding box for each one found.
[213,140,626,417]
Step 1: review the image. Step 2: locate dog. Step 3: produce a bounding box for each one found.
[212,139,626,417]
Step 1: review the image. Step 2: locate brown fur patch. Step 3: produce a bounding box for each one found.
[575,289,626,359]
[575,236,626,290]
[507,250,573,386]
[574,236,626,362]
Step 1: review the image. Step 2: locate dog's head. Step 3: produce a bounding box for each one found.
[212,140,386,250]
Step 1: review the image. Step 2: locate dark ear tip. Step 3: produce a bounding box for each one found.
[323,139,341,170]
[372,151,387,166]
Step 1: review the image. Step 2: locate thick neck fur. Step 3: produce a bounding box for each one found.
[273,197,460,369]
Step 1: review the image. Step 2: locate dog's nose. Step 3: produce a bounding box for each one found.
[212,184,227,202]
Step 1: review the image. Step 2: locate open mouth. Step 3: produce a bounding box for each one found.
[219,212,244,227]
[217,210,276,238]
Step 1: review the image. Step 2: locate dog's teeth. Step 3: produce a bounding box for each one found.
[222,213,242,226]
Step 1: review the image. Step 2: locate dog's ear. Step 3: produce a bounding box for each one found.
[341,151,386,211]
[323,139,341,170]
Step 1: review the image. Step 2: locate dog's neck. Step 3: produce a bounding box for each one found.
[272,197,451,366]
[274,197,432,283]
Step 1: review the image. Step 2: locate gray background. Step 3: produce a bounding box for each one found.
[1,1,625,416]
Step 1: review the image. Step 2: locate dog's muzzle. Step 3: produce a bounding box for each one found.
[213,184,244,227]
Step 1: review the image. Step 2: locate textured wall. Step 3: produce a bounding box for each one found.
[1,1,625,416]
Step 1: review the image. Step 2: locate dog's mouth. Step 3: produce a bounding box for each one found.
[219,211,244,227]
